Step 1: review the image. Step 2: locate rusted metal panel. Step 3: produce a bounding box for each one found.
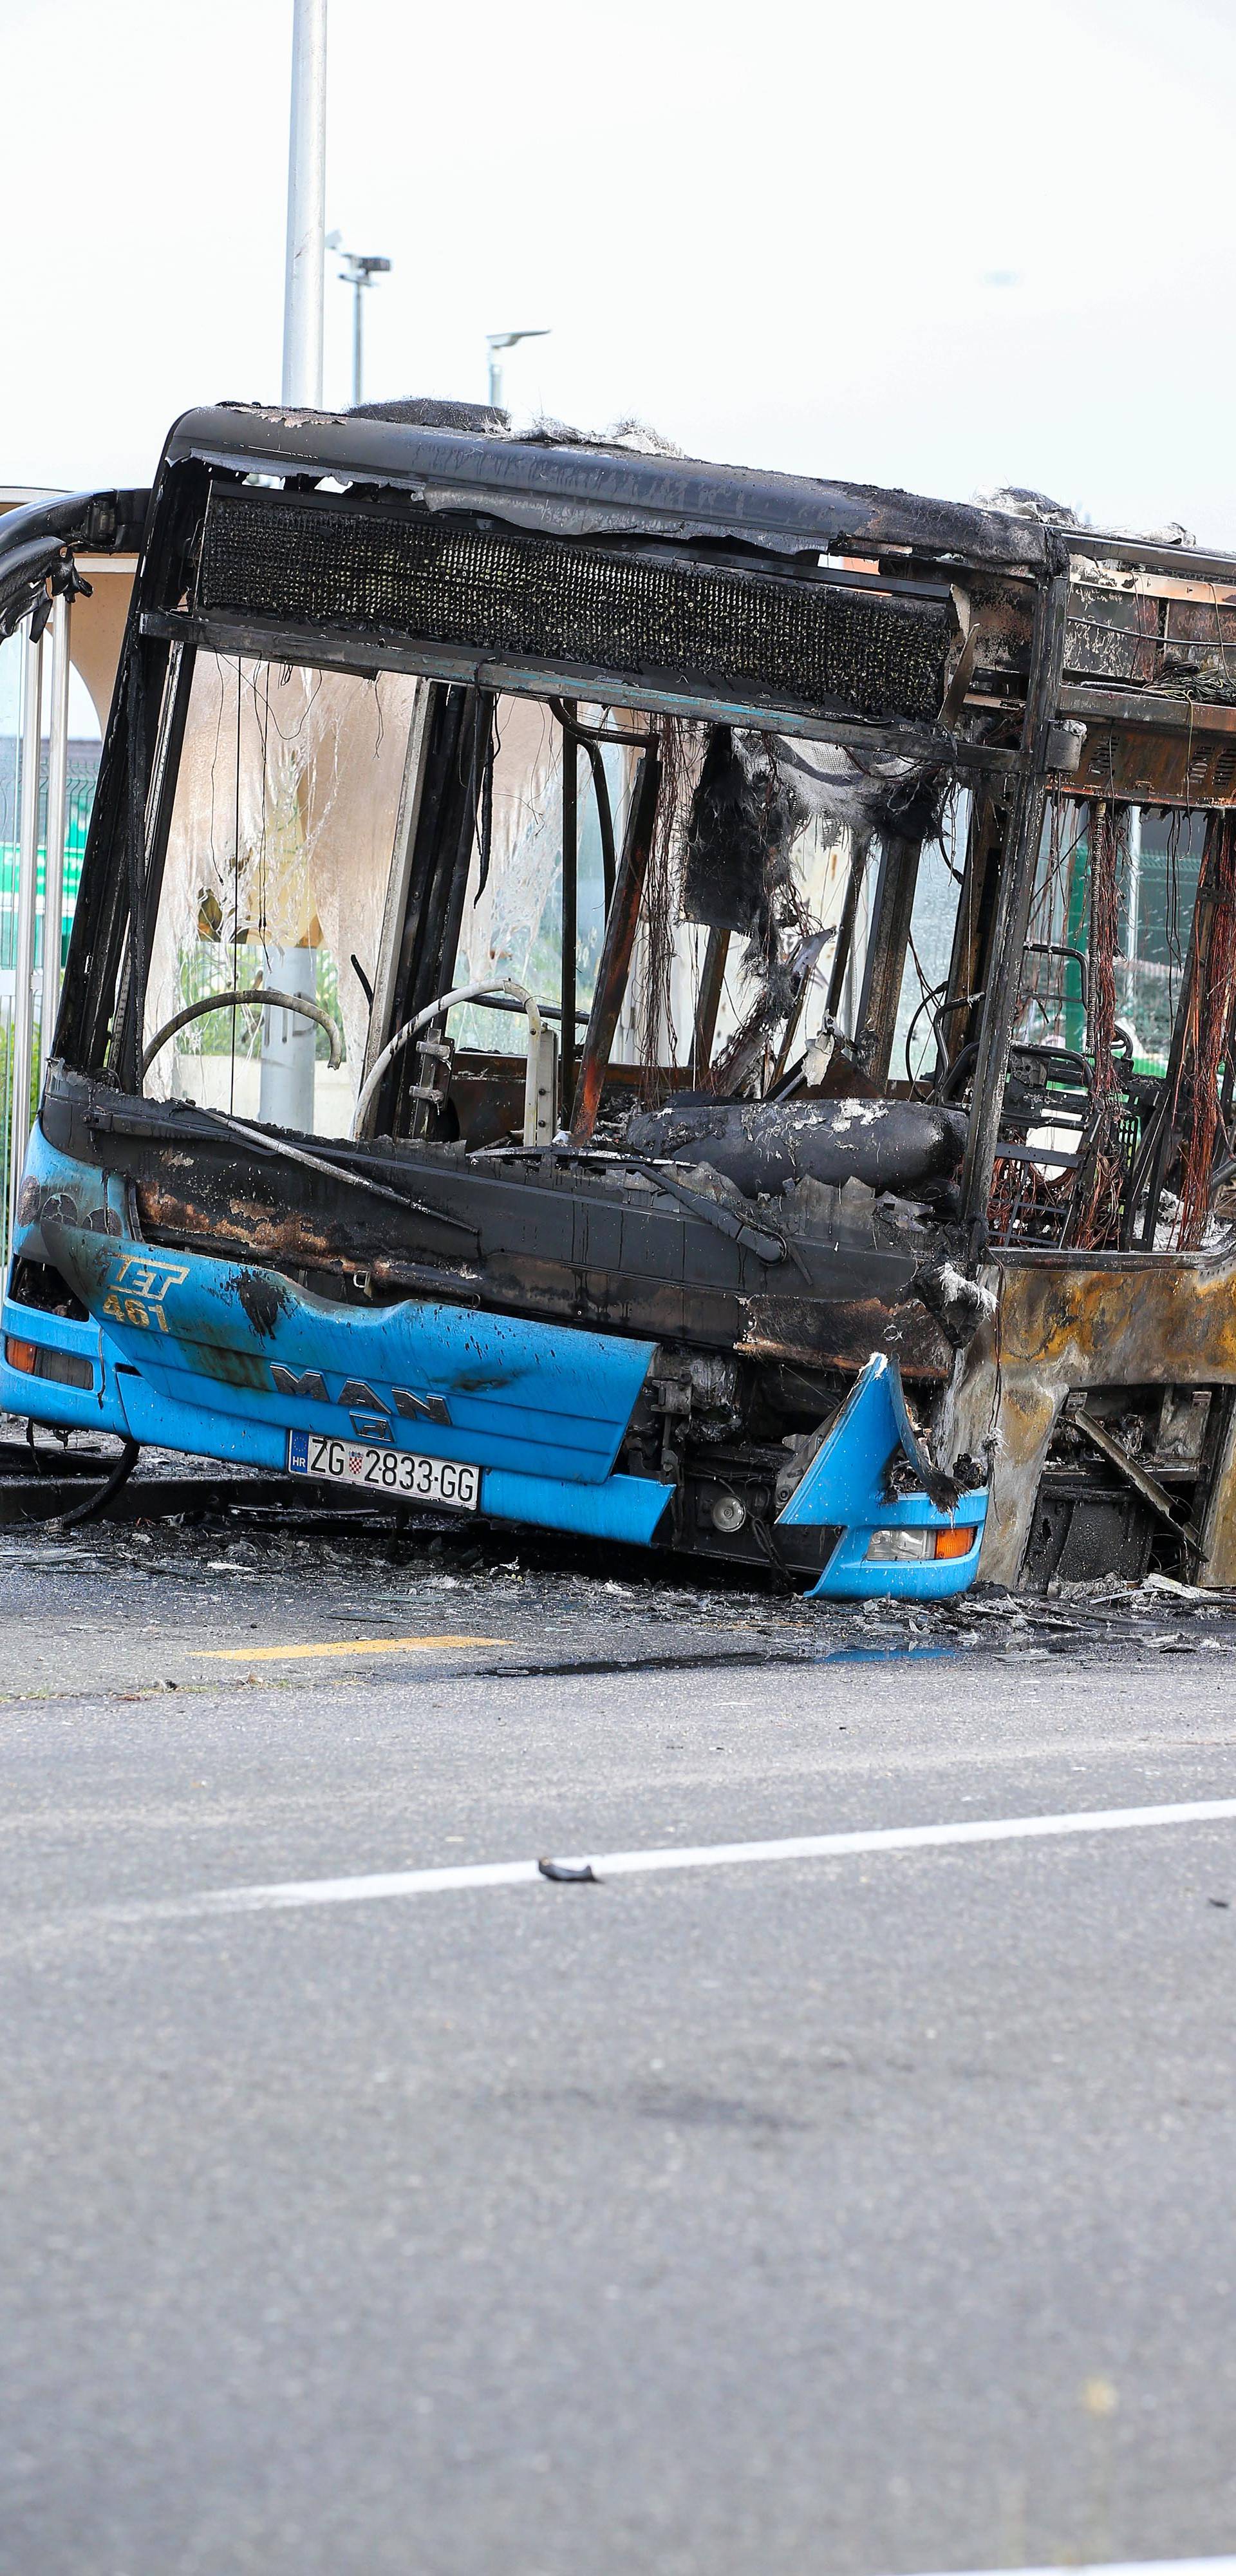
[736,1295,954,1379]
[1055,719,1236,806]
[994,1253,1236,1383]
[1062,588,1236,697]
[1064,591,1161,686]
[1058,685,1236,736]
[1166,597,1236,650]
[1194,1402,1236,1586]
[947,1251,1236,1586]
[959,583,1036,678]
[137,1171,953,1379]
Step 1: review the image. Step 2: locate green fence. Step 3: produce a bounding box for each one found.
[0,740,100,1266]
[0,752,97,974]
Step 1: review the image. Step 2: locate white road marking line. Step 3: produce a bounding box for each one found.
[890,2564,1236,2576]
[115,1796,1236,1922]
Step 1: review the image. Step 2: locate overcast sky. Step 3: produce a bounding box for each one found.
[5,0,1236,545]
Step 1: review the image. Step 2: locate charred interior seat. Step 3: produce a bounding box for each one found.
[623,1097,968,1202]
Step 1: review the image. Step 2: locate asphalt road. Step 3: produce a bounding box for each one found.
[4,1517,1236,2576]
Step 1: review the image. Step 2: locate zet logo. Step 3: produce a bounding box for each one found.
[101,1253,191,1335]
[110,1255,190,1302]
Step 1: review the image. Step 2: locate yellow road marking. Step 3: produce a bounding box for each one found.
[196,1634,514,1663]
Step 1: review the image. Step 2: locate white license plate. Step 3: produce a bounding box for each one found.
[287,1430,480,1510]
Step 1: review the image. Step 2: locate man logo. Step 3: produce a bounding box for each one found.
[270,1365,451,1427]
[392,1386,451,1425]
[270,1366,328,1404]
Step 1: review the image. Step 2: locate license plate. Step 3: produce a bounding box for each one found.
[286,1430,480,1510]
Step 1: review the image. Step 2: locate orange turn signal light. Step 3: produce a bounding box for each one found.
[5,1337,37,1374]
[933,1524,977,1561]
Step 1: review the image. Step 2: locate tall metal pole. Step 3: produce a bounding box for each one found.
[42,593,71,1056]
[270,0,327,1131]
[8,625,43,1262]
[329,245,389,406]
[281,0,328,407]
[486,328,549,415]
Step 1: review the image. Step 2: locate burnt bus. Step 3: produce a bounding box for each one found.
[3,398,1236,1595]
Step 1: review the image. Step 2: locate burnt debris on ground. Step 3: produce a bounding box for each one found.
[2,1462,1234,1692]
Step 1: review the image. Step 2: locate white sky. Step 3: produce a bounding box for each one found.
[5,0,1236,544]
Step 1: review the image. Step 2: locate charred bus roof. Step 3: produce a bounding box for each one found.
[162,399,1054,570]
[122,399,1034,783]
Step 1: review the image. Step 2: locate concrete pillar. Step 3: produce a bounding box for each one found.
[259,945,318,1130]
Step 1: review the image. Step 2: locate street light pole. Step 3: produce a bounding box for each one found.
[486,328,549,413]
[352,268,364,405]
[327,243,392,406]
[281,0,328,406]
[272,0,328,1133]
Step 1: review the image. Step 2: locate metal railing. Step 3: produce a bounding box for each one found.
[0,603,98,1272]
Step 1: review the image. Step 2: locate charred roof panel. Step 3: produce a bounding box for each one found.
[163,402,1053,573]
